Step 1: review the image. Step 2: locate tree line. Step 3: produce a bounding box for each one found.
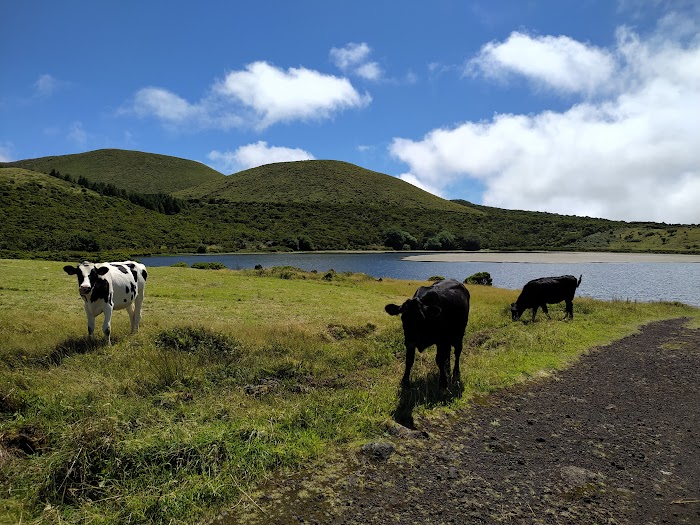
[48,169,186,214]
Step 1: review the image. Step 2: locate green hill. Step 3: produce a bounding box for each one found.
[0,168,203,255]
[2,150,700,258]
[1,149,224,194]
[176,160,477,213]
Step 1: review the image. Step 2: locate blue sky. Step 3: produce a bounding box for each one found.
[2,1,699,223]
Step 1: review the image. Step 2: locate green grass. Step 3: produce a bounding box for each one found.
[1,259,698,524]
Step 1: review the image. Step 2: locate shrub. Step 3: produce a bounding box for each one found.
[428,275,445,282]
[465,271,493,286]
[191,262,226,270]
[170,262,188,268]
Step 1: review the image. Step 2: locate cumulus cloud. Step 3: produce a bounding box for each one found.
[330,42,383,81]
[391,24,700,223]
[122,61,369,130]
[215,61,371,129]
[208,141,315,173]
[130,87,203,123]
[466,31,617,96]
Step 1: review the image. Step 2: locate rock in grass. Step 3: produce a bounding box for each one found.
[361,442,395,461]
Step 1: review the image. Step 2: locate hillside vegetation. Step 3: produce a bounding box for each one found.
[2,149,224,194]
[176,160,475,212]
[1,149,699,258]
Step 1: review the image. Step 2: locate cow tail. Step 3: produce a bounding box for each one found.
[577,274,582,287]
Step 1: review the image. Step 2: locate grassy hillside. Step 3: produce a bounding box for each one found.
[0,168,203,254]
[1,259,697,524]
[2,149,700,257]
[176,160,476,212]
[1,149,224,194]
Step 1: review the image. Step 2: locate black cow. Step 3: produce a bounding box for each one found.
[385,279,470,388]
[511,274,582,322]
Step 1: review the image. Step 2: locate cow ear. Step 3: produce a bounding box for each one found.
[385,304,402,316]
[63,265,77,275]
[97,266,110,276]
[425,305,442,319]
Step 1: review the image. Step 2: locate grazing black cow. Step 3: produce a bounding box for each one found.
[511,274,582,322]
[64,260,147,344]
[385,279,470,388]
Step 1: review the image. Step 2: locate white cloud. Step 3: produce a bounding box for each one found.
[330,42,371,70]
[330,42,384,81]
[215,61,370,129]
[34,74,60,97]
[356,62,382,81]
[130,87,202,123]
[467,31,617,96]
[397,172,445,197]
[0,142,13,162]
[208,141,315,173]
[67,122,88,146]
[391,25,700,223]
[123,62,369,131]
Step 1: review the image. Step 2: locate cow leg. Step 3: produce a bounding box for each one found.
[565,299,574,320]
[132,293,144,332]
[531,306,539,322]
[102,306,113,345]
[126,302,139,333]
[84,305,96,341]
[452,340,463,384]
[436,344,450,388]
[541,304,551,319]
[402,345,416,386]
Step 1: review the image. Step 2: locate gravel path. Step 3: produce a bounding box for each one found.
[221,318,700,525]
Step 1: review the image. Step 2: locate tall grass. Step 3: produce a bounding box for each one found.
[0,259,697,524]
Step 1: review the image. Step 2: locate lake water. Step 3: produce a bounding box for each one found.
[139,252,700,307]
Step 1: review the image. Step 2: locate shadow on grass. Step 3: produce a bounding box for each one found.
[46,337,103,366]
[391,374,464,429]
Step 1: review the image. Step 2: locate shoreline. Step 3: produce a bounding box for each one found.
[402,251,700,264]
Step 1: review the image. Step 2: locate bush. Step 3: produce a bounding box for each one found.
[191,262,226,270]
[170,262,189,268]
[465,271,493,286]
[428,275,445,282]
[383,229,417,250]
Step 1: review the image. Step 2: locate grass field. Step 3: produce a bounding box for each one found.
[1,259,698,524]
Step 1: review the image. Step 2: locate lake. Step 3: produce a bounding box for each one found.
[139,252,700,307]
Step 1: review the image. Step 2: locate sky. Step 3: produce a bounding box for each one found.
[2,1,699,224]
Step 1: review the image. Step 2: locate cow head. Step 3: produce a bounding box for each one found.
[510,302,523,321]
[385,298,442,347]
[64,261,109,296]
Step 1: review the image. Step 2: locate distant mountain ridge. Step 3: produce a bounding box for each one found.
[2,148,699,257]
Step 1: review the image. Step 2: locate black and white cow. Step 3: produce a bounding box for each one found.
[385,279,470,388]
[511,274,582,322]
[63,261,147,344]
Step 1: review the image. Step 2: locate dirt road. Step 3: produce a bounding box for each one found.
[222,318,700,524]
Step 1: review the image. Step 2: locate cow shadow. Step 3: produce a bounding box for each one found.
[392,375,464,429]
[47,337,104,366]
